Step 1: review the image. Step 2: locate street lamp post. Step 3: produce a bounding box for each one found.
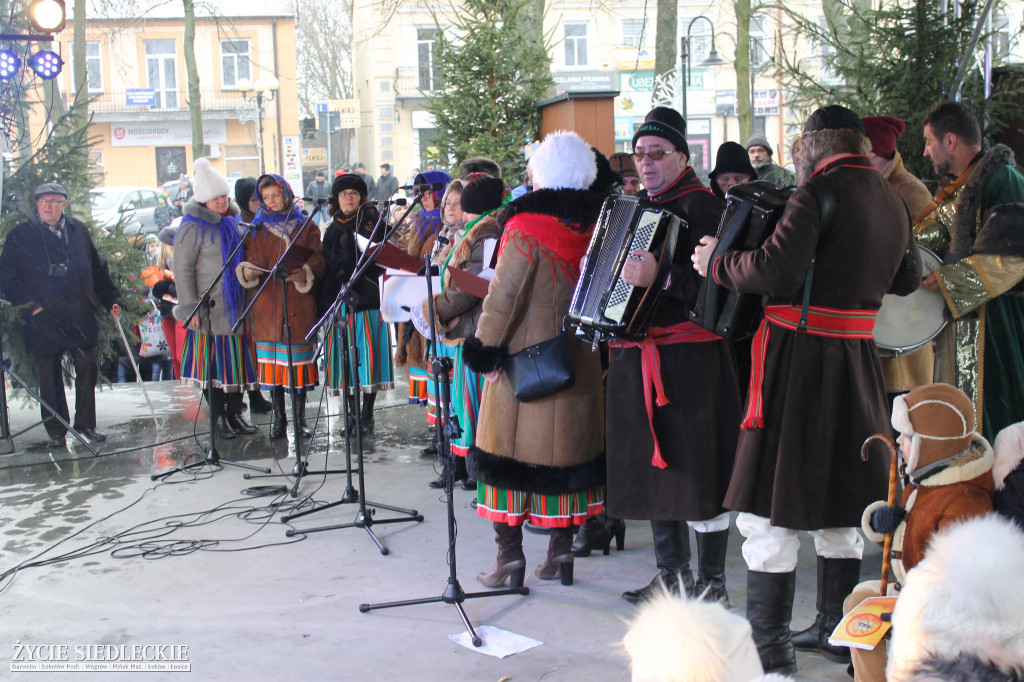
[680,16,728,125]
[236,76,280,175]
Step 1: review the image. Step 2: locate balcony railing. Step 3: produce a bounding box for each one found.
[393,66,441,100]
[70,88,256,115]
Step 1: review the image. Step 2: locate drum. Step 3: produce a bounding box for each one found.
[874,246,946,357]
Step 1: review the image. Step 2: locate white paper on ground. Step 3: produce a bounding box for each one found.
[449,625,542,658]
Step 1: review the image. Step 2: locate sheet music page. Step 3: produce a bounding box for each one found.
[480,238,497,280]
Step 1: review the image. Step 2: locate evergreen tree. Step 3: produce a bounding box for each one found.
[0,95,147,388]
[774,0,1020,182]
[426,0,553,181]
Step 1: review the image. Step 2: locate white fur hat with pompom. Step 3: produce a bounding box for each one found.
[528,130,597,191]
[192,157,231,204]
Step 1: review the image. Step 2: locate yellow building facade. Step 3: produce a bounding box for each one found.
[45,3,299,191]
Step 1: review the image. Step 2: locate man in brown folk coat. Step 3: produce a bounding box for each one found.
[608,106,743,607]
[694,105,921,674]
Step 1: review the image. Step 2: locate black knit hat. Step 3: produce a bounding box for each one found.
[234,177,257,207]
[632,106,690,160]
[708,142,756,197]
[329,174,368,215]
[803,105,865,134]
[460,176,505,214]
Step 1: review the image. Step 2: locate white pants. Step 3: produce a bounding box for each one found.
[736,512,863,573]
[687,511,730,533]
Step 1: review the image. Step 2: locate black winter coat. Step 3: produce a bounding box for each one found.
[0,214,121,354]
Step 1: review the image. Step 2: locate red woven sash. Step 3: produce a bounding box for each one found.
[742,305,878,429]
[610,321,721,468]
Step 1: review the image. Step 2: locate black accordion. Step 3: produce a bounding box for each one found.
[566,195,682,343]
[690,180,793,340]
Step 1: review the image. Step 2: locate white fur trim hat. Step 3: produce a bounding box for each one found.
[891,382,975,474]
[624,592,764,682]
[528,130,597,191]
[888,514,1024,681]
[192,157,231,204]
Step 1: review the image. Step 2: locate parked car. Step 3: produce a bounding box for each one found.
[90,186,167,235]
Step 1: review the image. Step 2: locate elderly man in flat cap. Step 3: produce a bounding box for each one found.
[0,182,122,447]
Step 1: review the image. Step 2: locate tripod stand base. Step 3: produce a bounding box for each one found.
[359,578,530,647]
[0,437,14,455]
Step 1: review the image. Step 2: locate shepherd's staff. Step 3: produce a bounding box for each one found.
[111,305,159,427]
[861,433,900,596]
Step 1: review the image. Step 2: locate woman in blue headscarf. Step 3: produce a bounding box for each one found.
[393,170,451,443]
[236,174,326,440]
[174,158,260,439]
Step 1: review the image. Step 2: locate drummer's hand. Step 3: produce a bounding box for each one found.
[621,250,657,287]
[692,236,719,278]
[484,370,501,383]
[922,272,941,292]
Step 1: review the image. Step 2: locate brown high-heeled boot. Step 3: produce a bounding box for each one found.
[477,521,526,589]
[535,526,575,586]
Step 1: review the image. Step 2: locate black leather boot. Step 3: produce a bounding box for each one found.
[791,557,861,662]
[622,520,694,604]
[248,390,273,414]
[477,522,526,589]
[535,527,575,585]
[269,387,286,440]
[572,514,613,557]
[209,388,235,440]
[428,454,467,489]
[694,530,730,607]
[747,570,799,675]
[226,392,258,435]
[295,392,313,438]
[360,391,376,435]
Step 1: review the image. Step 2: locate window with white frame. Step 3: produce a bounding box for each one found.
[621,18,646,48]
[145,39,177,109]
[70,41,103,93]
[564,22,588,67]
[221,39,251,88]
[992,12,1011,62]
[417,27,440,91]
[811,17,841,85]
[750,14,768,68]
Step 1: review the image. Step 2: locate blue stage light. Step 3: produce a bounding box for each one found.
[0,50,21,79]
[28,50,62,79]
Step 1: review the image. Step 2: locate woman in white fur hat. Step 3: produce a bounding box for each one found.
[462,130,605,588]
[173,158,260,438]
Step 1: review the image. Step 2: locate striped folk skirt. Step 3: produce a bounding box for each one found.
[424,342,455,426]
[324,308,395,395]
[449,342,482,457]
[475,483,604,529]
[255,341,319,394]
[407,366,429,406]
[180,327,259,392]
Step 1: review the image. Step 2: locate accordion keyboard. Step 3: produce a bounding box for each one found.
[604,210,662,323]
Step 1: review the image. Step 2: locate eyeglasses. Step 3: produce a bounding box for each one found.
[37,198,66,206]
[632,150,676,162]
[338,191,361,199]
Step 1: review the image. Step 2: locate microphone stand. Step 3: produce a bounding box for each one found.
[231,211,324,495]
[153,223,270,480]
[282,197,424,553]
[359,254,529,646]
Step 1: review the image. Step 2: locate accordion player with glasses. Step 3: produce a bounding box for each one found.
[565,195,682,344]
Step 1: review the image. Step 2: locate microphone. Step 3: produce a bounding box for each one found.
[238,222,264,230]
[397,182,444,192]
[300,196,330,203]
[369,198,407,206]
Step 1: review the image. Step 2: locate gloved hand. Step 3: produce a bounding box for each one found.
[871,505,907,534]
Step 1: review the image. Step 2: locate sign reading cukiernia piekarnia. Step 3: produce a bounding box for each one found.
[10,642,190,672]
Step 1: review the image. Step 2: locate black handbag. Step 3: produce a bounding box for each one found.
[503,332,575,402]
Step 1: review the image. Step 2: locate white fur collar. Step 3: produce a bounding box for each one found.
[994,421,1024,489]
